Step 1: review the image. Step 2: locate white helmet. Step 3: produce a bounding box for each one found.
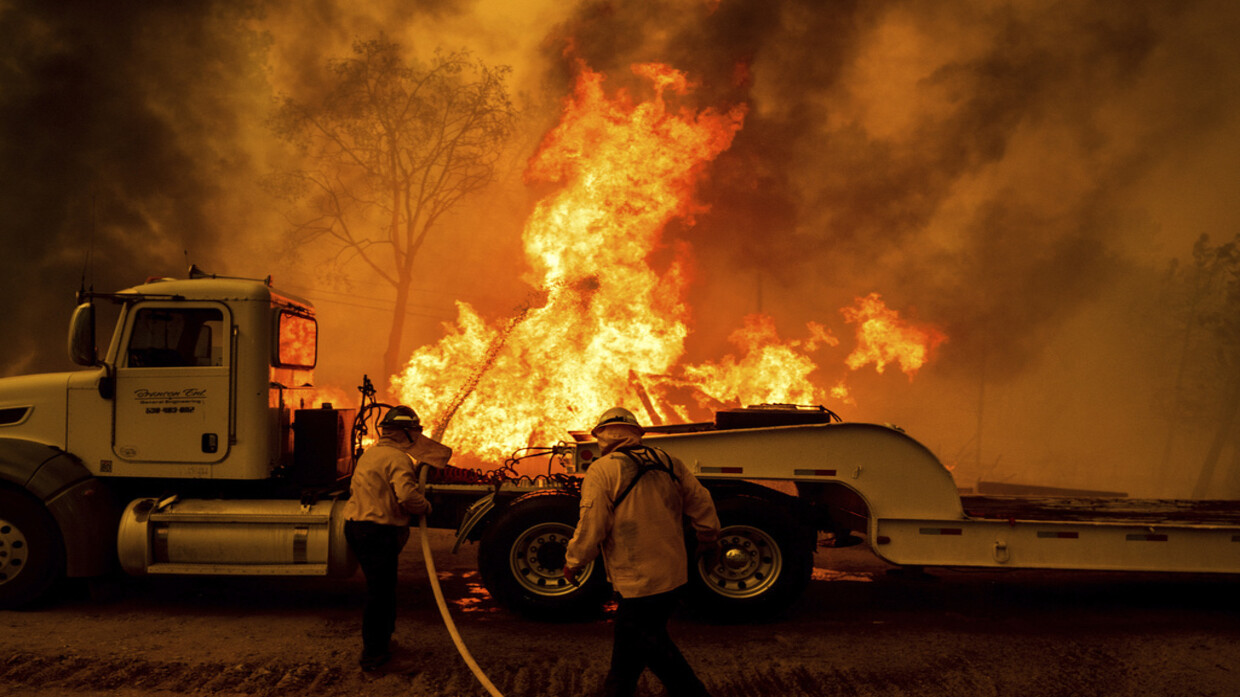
[380,405,422,433]
[591,407,644,438]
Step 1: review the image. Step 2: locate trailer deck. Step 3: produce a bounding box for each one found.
[961,496,1240,526]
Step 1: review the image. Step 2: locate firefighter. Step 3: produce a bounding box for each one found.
[343,404,451,671]
[563,407,721,697]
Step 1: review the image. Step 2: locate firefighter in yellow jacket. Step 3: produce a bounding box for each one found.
[343,405,451,671]
[564,407,721,697]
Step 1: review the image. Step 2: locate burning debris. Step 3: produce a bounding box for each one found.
[393,59,946,462]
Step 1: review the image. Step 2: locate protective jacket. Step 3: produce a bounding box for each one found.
[565,438,720,599]
[344,433,451,526]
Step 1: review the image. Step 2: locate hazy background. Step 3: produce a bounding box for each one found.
[2,0,1239,497]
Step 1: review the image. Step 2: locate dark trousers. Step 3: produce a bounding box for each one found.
[603,589,711,697]
[344,520,410,657]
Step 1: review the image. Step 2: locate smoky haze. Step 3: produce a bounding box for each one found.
[0,1,280,374]
[2,0,1238,497]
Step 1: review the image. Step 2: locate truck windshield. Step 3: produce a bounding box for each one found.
[126,307,225,368]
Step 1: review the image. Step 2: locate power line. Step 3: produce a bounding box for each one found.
[279,281,505,309]
[293,291,456,320]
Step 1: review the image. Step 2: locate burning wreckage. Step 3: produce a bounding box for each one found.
[2,270,1240,619]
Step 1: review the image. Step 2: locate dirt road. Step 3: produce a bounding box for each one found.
[3,529,1239,697]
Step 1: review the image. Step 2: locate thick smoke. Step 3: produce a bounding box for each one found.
[544,0,1231,377]
[0,0,516,379]
[0,1,277,374]
[3,0,1239,495]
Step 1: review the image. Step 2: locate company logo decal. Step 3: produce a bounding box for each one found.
[133,387,207,415]
[134,388,207,400]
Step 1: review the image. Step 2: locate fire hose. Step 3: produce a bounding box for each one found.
[418,465,505,697]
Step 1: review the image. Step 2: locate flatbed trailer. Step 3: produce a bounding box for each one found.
[619,420,1240,575]
[440,410,1240,621]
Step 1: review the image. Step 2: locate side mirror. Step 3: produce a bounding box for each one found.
[68,302,97,366]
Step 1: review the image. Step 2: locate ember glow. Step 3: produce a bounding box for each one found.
[393,62,945,462]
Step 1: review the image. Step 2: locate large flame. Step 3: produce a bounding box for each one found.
[394,61,745,460]
[393,61,945,463]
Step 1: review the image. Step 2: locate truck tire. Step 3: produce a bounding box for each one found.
[0,487,66,609]
[477,493,610,621]
[686,495,813,621]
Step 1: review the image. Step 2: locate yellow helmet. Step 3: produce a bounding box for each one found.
[591,407,644,438]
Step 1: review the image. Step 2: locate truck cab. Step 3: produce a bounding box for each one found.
[63,273,318,481]
[0,270,354,608]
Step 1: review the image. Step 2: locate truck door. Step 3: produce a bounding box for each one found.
[113,302,232,465]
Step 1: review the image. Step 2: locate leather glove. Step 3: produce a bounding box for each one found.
[696,540,722,570]
[562,565,581,586]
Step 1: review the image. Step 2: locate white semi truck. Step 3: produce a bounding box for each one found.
[2,270,1238,619]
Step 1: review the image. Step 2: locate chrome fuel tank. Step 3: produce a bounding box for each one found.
[117,497,356,577]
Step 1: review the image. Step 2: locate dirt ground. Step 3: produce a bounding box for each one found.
[2,529,1240,697]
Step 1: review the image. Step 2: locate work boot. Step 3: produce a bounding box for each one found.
[359,647,392,672]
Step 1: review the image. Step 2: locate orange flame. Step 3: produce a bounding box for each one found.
[392,62,946,464]
[679,315,838,407]
[393,61,746,460]
[841,293,946,378]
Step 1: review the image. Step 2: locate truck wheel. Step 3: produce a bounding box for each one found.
[687,496,813,621]
[0,487,66,609]
[478,493,610,621]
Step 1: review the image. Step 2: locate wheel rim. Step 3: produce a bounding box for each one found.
[508,522,592,597]
[0,517,29,587]
[699,524,782,599]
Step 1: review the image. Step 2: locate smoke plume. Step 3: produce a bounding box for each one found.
[3,0,1239,495]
